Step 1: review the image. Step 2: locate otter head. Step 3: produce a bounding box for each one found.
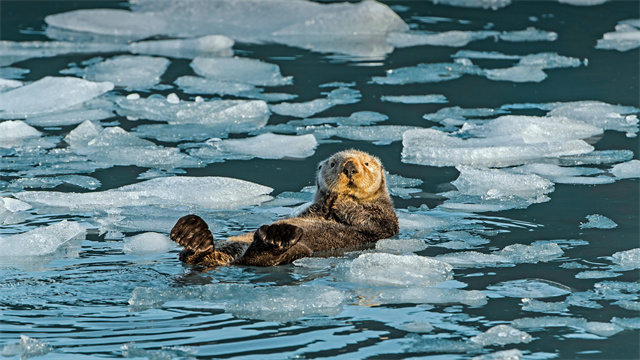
[316,150,386,201]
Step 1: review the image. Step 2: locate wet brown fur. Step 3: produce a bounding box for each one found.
[170,150,399,268]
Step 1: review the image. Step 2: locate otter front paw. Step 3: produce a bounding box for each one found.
[170,214,214,253]
[253,223,303,254]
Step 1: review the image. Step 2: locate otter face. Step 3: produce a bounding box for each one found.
[316,150,385,200]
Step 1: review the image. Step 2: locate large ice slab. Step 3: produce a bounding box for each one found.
[596,19,640,52]
[0,76,113,119]
[344,253,453,286]
[15,177,273,211]
[64,55,170,91]
[0,221,86,256]
[189,133,318,161]
[115,96,270,128]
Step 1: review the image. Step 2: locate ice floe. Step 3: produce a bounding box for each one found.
[191,56,292,87]
[579,214,618,229]
[387,27,556,48]
[472,349,523,360]
[0,221,86,257]
[270,87,361,118]
[611,248,640,269]
[0,76,113,119]
[469,325,532,346]
[344,253,453,286]
[610,160,640,178]
[436,243,563,267]
[63,55,171,91]
[189,133,318,161]
[596,19,640,52]
[15,176,273,212]
[0,121,41,148]
[430,0,512,10]
[381,94,448,104]
[487,279,572,298]
[511,316,625,337]
[123,232,172,254]
[302,125,418,145]
[0,335,52,359]
[129,35,234,59]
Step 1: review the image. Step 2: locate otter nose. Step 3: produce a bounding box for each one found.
[342,160,358,178]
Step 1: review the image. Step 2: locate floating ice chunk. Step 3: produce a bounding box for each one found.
[123,232,172,254]
[518,52,582,68]
[25,108,114,127]
[394,321,434,333]
[64,120,103,148]
[304,125,416,145]
[0,40,126,66]
[424,106,508,126]
[435,251,513,267]
[377,287,488,306]
[386,30,497,48]
[133,124,228,143]
[190,133,317,161]
[488,279,572,298]
[548,101,639,135]
[508,163,606,185]
[66,55,171,90]
[559,0,608,5]
[130,35,234,59]
[0,67,29,79]
[511,316,588,329]
[174,75,295,102]
[192,56,292,87]
[402,122,596,168]
[0,221,86,256]
[0,76,113,119]
[575,271,621,279]
[498,28,558,42]
[596,19,640,52]
[271,87,361,118]
[16,177,273,211]
[431,0,512,10]
[611,317,640,330]
[613,300,640,311]
[0,78,22,92]
[397,211,453,235]
[0,335,53,359]
[452,50,522,60]
[121,344,196,360]
[560,150,634,166]
[521,298,569,314]
[484,65,547,82]
[498,243,564,263]
[610,160,640,178]
[375,238,428,254]
[371,60,483,85]
[0,121,41,148]
[470,325,532,346]
[345,253,453,286]
[580,214,618,229]
[611,248,640,269]
[582,322,624,337]
[472,349,523,360]
[1,197,32,212]
[380,94,448,104]
[115,96,270,128]
[45,9,167,41]
[434,231,490,250]
[291,111,389,127]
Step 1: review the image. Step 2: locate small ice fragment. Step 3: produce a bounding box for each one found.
[123,232,172,254]
[611,317,640,330]
[270,87,360,118]
[498,28,558,42]
[498,243,564,263]
[0,76,113,119]
[345,253,453,286]
[0,335,53,358]
[0,78,22,92]
[380,94,448,104]
[575,271,622,279]
[611,248,640,269]
[166,93,180,104]
[559,0,608,5]
[375,238,427,253]
[596,19,640,52]
[25,108,115,127]
[127,93,140,100]
[472,349,523,360]
[484,65,547,82]
[386,30,497,48]
[1,197,32,212]
[579,214,618,229]
[72,55,171,90]
[0,121,41,147]
[129,35,234,59]
[371,61,483,85]
[0,221,86,256]
[487,279,572,298]
[377,287,488,306]
[610,160,640,178]
[304,125,416,145]
[191,56,292,87]
[435,251,513,268]
[394,321,434,333]
[430,0,512,10]
[511,316,588,329]
[191,133,317,161]
[469,325,533,346]
[582,322,624,337]
[521,298,568,314]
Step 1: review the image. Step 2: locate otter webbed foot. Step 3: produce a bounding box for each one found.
[252,223,303,255]
[170,214,214,254]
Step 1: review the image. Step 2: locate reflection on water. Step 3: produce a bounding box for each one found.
[0,0,638,359]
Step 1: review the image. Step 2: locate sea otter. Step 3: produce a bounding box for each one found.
[170,149,399,267]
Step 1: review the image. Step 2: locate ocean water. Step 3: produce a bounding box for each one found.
[0,0,639,359]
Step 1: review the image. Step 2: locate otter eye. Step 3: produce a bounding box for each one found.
[365,162,369,166]
[318,165,322,169]
[330,162,335,168]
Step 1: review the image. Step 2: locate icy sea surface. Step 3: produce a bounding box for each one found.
[0,0,639,359]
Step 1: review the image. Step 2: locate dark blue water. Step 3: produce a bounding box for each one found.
[1,1,638,359]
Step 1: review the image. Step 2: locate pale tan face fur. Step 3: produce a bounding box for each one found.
[316,150,385,201]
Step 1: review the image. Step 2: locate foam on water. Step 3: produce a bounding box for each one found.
[0,221,86,256]
[0,76,113,119]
